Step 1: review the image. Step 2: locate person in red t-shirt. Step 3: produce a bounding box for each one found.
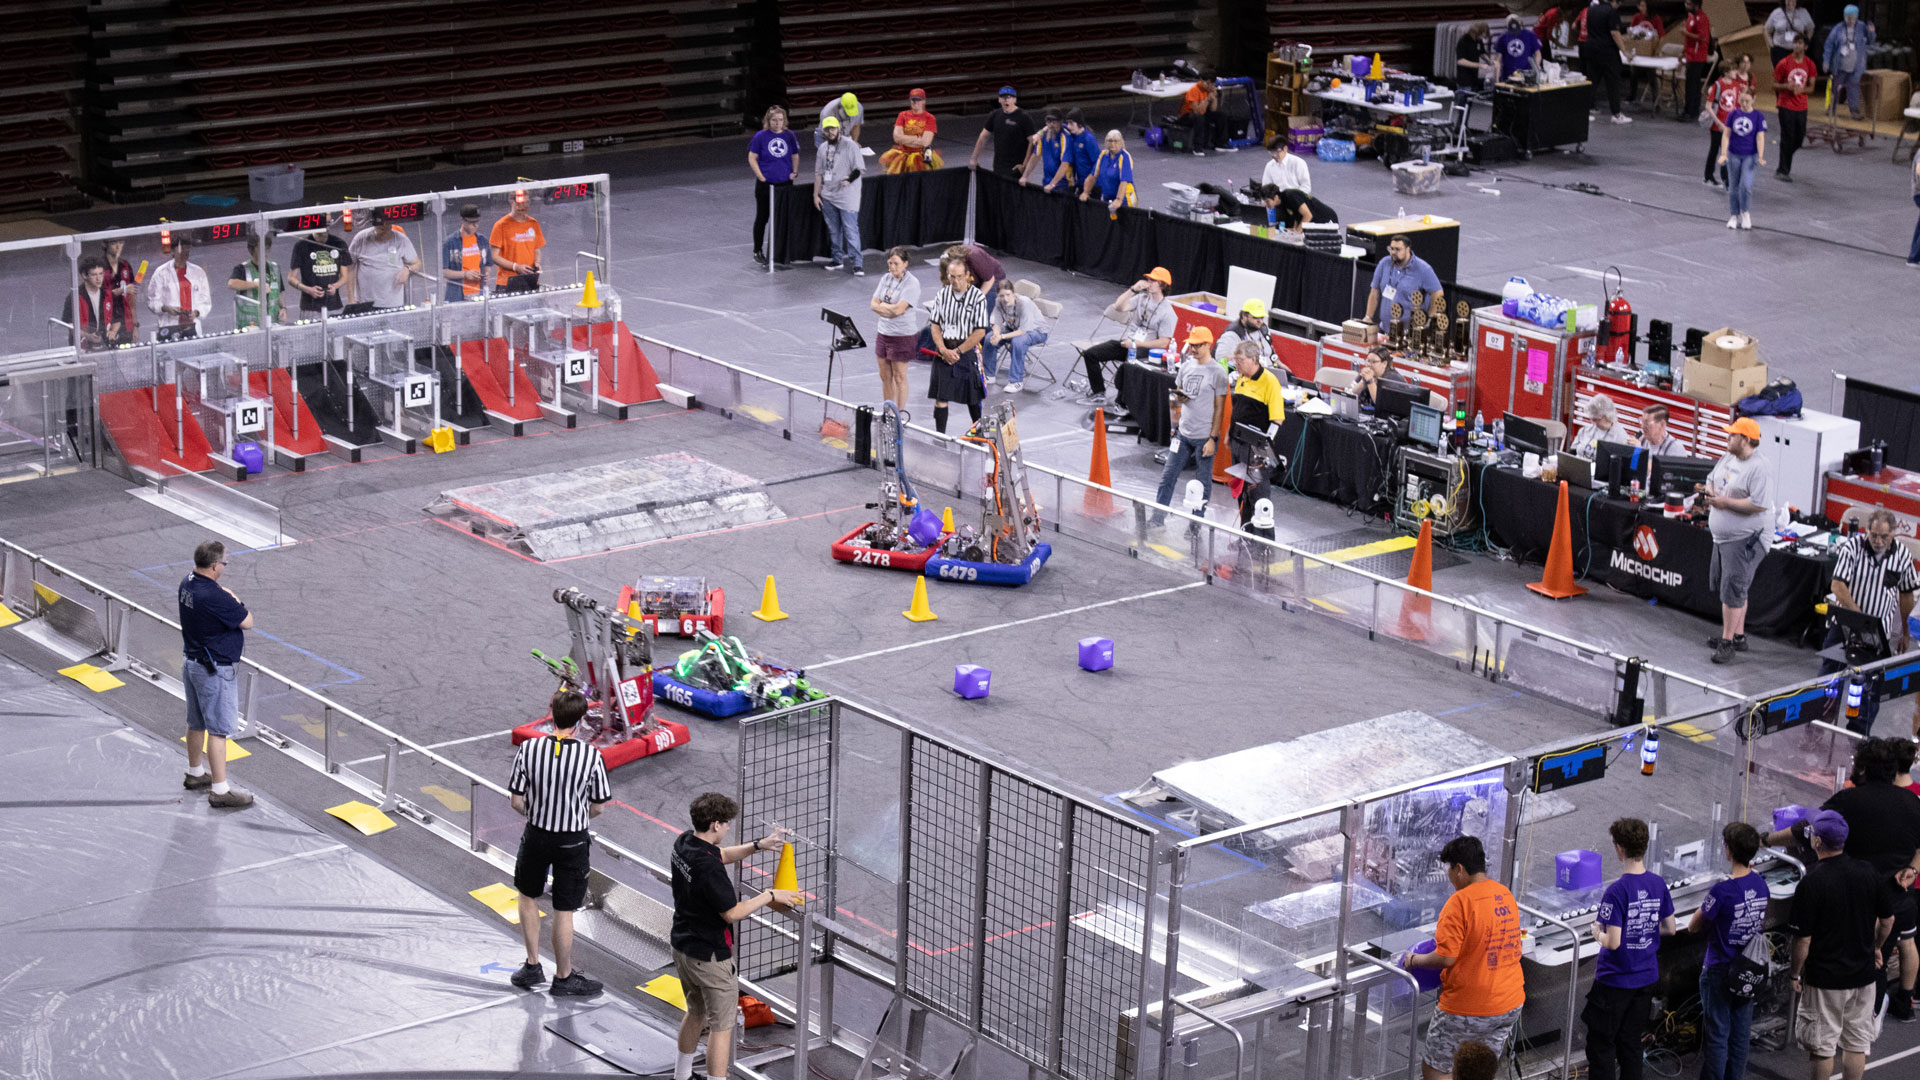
[1703,55,1750,186]
[1773,37,1816,181]
[1629,0,1664,38]
[1681,0,1713,120]
[880,89,942,173]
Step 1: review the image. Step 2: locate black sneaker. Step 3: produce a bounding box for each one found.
[752,251,769,266]
[1892,988,1916,1023]
[1776,172,1793,183]
[1710,638,1736,665]
[551,970,603,997]
[510,961,546,988]
[1731,634,1749,652]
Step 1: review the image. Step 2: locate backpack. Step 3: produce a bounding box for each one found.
[1735,378,1802,418]
[1724,930,1772,1002]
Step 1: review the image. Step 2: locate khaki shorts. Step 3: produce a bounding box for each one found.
[674,950,738,1032]
[1797,983,1878,1058]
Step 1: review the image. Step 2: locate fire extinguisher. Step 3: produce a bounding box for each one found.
[1604,266,1633,367]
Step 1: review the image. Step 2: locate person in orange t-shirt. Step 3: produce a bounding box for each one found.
[1404,836,1526,1080]
[1177,71,1236,154]
[489,191,546,293]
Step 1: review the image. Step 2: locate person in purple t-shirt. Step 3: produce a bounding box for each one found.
[1717,88,1767,231]
[748,106,803,265]
[1583,818,1677,1080]
[1690,823,1770,1080]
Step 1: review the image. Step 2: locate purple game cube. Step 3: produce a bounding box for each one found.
[1078,637,1114,672]
[1555,849,1602,891]
[1773,804,1809,833]
[953,664,991,699]
[1405,939,1441,991]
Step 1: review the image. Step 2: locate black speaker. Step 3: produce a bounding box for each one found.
[1646,319,1672,365]
[853,405,873,467]
[1683,327,1706,358]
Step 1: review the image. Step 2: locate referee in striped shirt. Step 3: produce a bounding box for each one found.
[507,689,611,996]
[1822,509,1919,735]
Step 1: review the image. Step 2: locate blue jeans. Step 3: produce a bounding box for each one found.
[1697,965,1753,1080]
[1909,194,1920,264]
[183,659,238,738]
[822,201,860,268]
[1837,69,1863,114]
[1726,154,1756,215]
[990,329,1045,382]
[1152,434,1214,520]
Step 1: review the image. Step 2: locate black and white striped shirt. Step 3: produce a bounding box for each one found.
[508,734,612,833]
[928,285,989,342]
[1832,533,1920,643]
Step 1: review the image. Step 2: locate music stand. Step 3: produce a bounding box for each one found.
[822,308,866,401]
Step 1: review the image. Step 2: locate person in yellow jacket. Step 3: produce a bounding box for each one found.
[1228,341,1284,538]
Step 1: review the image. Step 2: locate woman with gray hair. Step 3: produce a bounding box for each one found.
[1080,130,1136,214]
[1568,393,1620,459]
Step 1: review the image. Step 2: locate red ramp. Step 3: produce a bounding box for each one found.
[98,387,212,475]
[248,369,326,455]
[569,320,661,406]
[457,339,543,422]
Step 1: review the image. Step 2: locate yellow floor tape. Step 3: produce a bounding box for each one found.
[738,405,781,424]
[471,882,542,924]
[419,784,472,812]
[1145,542,1185,562]
[1270,535,1417,578]
[640,974,688,1010]
[32,582,60,606]
[180,734,251,760]
[0,605,20,628]
[325,800,397,836]
[58,662,124,692]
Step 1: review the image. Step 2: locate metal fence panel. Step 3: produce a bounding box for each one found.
[904,734,985,1022]
[736,701,836,982]
[1064,804,1156,1080]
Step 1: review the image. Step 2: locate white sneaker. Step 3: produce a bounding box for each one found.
[1726,215,1739,229]
[1611,114,1633,125]
[1739,212,1752,230]
[1005,381,1023,394]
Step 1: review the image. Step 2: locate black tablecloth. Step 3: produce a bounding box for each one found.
[1274,413,1395,514]
[1116,361,1174,445]
[770,169,971,264]
[1478,465,1831,638]
[1492,83,1594,152]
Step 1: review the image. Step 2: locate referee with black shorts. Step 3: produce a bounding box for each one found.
[1821,508,1918,735]
[506,689,610,996]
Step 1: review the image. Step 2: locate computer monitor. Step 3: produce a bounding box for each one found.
[1285,369,1322,392]
[1503,412,1552,458]
[1407,403,1443,448]
[1651,454,1715,497]
[1593,440,1646,491]
[1372,384,1425,422]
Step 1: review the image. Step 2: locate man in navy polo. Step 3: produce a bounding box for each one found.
[179,539,255,808]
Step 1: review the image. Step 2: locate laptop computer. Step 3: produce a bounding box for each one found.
[1330,392,1359,419]
[1555,452,1595,489]
[1823,607,1891,666]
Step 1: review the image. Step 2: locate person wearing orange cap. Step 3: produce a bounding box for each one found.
[1075,267,1176,403]
[880,89,941,173]
[1152,326,1230,526]
[1701,416,1776,664]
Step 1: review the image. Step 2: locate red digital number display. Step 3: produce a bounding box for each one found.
[548,183,594,201]
[379,202,422,220]
[206,222,242,241]
[293,213,329,231]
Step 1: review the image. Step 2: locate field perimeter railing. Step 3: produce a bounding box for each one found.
[639,337,1745,726]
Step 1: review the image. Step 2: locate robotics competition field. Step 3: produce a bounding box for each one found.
[0,392,1607,867]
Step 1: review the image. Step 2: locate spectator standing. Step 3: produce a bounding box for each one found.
[226,236,283,331]
[880,89,941,173]
[1216,299,1278,370]
[1638,404,1686,455]
[869,246,921,409]
[1704,55,1752,186]
[1765,0,1816,68]
[147,236,212,340]
[1456,23,1495,89]
[505,689,609,998]
[1704,417,1775,662]
[971,87,1034,176]
[101,238,138,340]
[1363,235,1444,337]
[669,793,800,1080]
[290,221,354,317]
[1076,268,1175,402]
[441,204,492,302]
[489,191,545,293]
[1581,0,1633,125]
[1023,110,1074,192]
[1681,0,1713,123]
[925,254,989,434]
[1260,135,1312,195]
[178,540,254,809]
[1496,16,1544,82]
[1062,110,1102,192]
[1787,810,1895,1080]
[1151,326,1229,527]
[1536,6,1568,62]
[1227,341,1284,537]
[1082,130,1137,213]
[1774,38,1816,182]
[1178,71,1239,153]
[1568,393,1621,458]
[987,285,1045,393]
[1402,836,1526,1080]
[347,208,421,310]
[813,116,865,276]
[65,255,129,350]
[749,106,802,267]
[1818,511,1916,733]
[1691,822,1770,1080]
[1718,88,1766,230]
[1824,7,1877,121]
[816,92,862,149]
[1584,818,1677,1080]
[951,243,1006,315]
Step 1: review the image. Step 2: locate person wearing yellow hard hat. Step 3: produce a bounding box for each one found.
[815,92,862,149]
[1216,297,1277,371]
[1151,325,1231,527]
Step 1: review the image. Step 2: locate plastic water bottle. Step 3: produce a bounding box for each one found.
[1473,411,1485,440]
[1397,205,1406,219]
[1493,417,1505,448]
[1266,205,1278,228]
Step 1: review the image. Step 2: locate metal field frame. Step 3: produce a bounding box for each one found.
[735,698,1161,1080]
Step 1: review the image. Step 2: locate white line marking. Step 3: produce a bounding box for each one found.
[342,726,520,766]
[207,993,525,1079]
[1862,1043,1920,1072]
[807,581,1205,670]
[1554,265,1645,284]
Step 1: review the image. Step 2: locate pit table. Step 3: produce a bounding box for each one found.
[1492,80,1594,155]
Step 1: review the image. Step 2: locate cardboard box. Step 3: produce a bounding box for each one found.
[1342,319,1376,344]
[1684,357,1767,405]
[1867,69,1912,121]
[1700,327,1757,368]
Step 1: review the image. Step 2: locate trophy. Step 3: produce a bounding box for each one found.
[1410,307,1430,358]
[1388,302,1405,348]
[1433,311,1451,362]
[1453,299,1470,355]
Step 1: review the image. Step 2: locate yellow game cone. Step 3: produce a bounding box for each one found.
[576,271,602,309]
[752,574,788,621]
[941,506,955,532]
[903,576,938,622]
[773,842,801,903]
[425,426,456,453]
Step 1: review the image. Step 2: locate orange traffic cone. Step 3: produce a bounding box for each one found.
[1085,409,1114,514]
[1401,519,1434,640]
[1212,437,1234,486]
[1527,480,1589,599]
